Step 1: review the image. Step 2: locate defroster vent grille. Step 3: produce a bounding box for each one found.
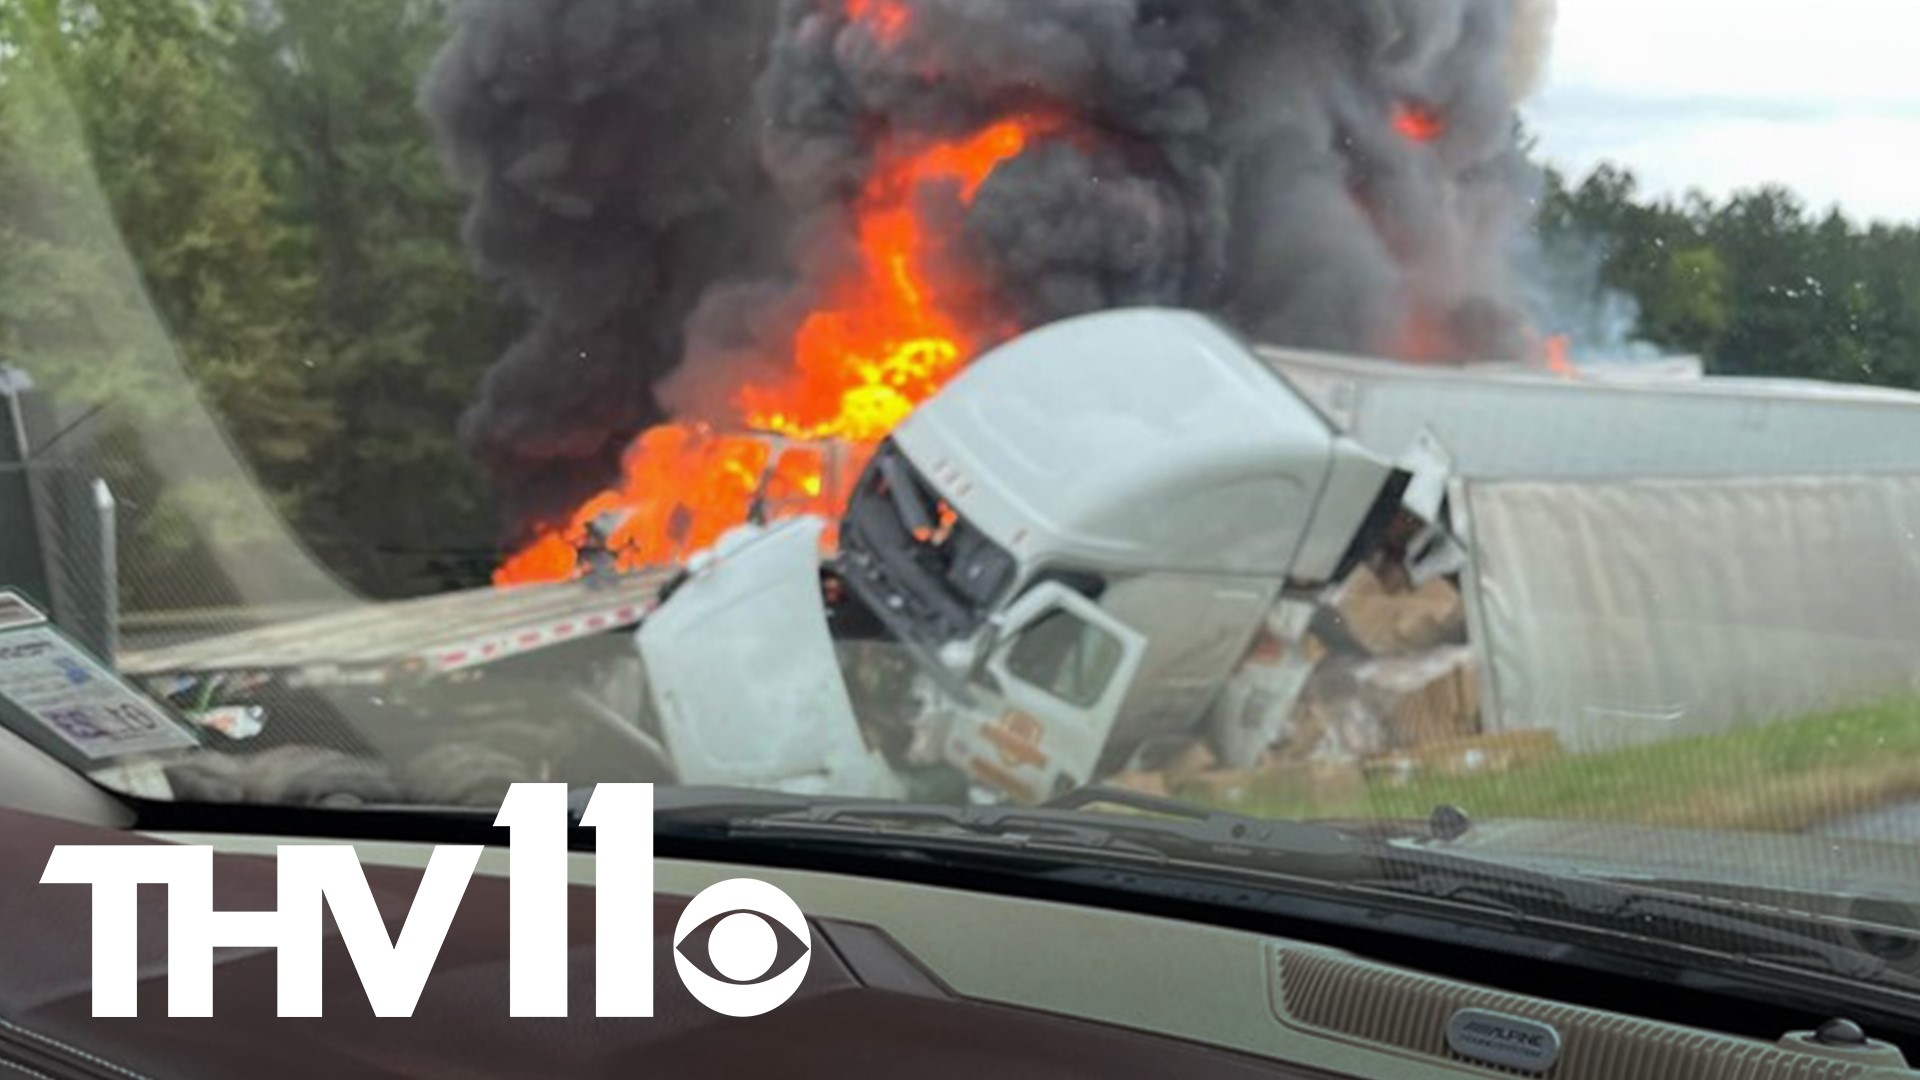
[1270,944,1875,1079]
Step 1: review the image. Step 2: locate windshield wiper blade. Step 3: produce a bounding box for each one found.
[1345,845,1919,988]
[687,784,1372,875]
[670,787,1919,989]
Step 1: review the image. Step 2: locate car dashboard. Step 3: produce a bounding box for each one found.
[0,809,1913,1080]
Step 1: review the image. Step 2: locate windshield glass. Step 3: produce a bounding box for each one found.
[6,0,1920,990]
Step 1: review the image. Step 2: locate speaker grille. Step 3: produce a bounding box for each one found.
[1271,944,1873,1079]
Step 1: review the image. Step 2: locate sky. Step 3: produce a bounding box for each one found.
[1525,0,1920,223]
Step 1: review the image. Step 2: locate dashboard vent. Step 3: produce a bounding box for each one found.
[1270,944,1873,1079]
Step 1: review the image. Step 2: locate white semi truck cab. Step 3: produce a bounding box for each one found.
[640,310,1413,802]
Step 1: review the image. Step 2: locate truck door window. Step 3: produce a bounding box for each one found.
[1004,608,1125,708]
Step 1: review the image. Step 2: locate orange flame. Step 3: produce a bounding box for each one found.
[1545,334,1576,376]
[848,0,911,45]
[1392,103,1446,143]
[1389,310,1455,364]
[494,112,1058,586]
[736,116,1055,441]
[493,531,579,588]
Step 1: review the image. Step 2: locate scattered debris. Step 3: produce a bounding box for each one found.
[1161,741,1220,788]
[1285,657,1391,764]
[1328,565,1467,657]
[188,705,267,741]
[1106,770,1174,799]
[1173,767,1263,806]
[1128,573,1516,808]
[1367,730,1564,786]
[1206,630,1324,768]
[1355,645,1480,751]
[1174,758,1371,809]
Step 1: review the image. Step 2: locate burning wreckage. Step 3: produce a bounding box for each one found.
[590,308,1920,805]
[102,307,1920,808]
[99,1,1920,805]
[630,308,1429,804]
[397,0,1590,805]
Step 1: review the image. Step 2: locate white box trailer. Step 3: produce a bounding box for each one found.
[1261,342,1920,752]
[1265,345,1920,483]
[1458,473,1920,752]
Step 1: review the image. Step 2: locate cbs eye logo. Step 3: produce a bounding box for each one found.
[673,879,811,1016]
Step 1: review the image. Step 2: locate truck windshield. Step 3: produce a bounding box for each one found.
[6,0,1920,1012]
[838,441,1018,648]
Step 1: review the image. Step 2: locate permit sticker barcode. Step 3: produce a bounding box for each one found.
[0,624,197,759]
[0,590,46,632]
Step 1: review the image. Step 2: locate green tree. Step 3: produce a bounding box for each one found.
[226,0,508,593]
[1639,246,1731,357]
[1543,165,1920,393]
[4,0,507,599]
[1,0,342,608]
[61,0,336,493]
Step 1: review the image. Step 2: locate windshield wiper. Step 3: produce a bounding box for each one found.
[657,785,1919,991]
[690,784,1371,875]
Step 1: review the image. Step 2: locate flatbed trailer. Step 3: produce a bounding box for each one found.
[118,570,675,689]
[104,571,684,797]
[2,365,697,800]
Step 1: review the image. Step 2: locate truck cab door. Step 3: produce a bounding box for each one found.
[638,517,900,798]
[946,583,1148,802]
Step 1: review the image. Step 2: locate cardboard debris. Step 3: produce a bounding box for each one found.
[1255,758,1369,806]
[1366,729,1563,785]
[1274,657,1389,764]
[1331,566,1466,657]
[1128,729,1561,810]
[1207,631,1324,768]
[1107,770,1173,799]
[1173,757,1369,808]
[1161,740,1219,786]
[1354,645,1480,750]
[1113,573,1488,802]
[1174,767,1261,805]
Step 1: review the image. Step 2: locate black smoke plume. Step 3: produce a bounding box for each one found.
[421,0,785,528]
[425,0,1555,534]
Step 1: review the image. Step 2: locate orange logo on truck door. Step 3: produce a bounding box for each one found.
[980,710,1048,769]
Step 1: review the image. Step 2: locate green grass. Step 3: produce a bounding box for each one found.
[1236,699,1920,833]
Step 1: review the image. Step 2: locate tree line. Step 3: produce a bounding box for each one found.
[2,1,1916,603]
[1,0,508,603]
[1540,165,1920,390]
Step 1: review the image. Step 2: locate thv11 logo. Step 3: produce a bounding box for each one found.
[40,783,809,1019]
